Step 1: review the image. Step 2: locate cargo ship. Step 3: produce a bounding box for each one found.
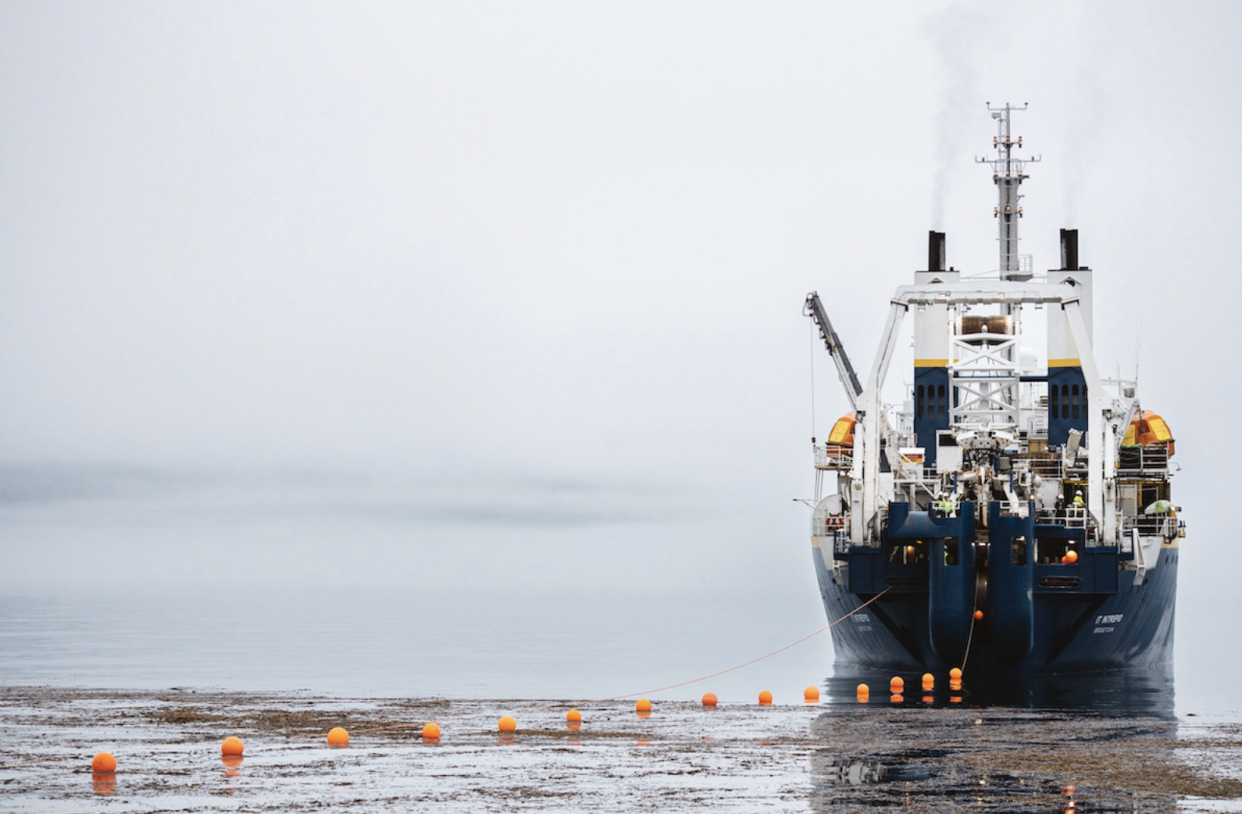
[804,105,1182,682]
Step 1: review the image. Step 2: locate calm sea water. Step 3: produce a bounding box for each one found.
[0,586,837,705]
[1,584,1234,721]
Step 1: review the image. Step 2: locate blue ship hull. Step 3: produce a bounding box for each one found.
[813,501,1178,679]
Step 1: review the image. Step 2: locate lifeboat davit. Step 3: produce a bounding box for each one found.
[1123,410,1175,456]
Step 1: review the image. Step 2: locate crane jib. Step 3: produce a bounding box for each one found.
[804,291,863,409]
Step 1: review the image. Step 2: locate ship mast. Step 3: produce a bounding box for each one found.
[979,103,1039,280]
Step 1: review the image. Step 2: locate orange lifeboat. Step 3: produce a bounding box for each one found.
[816,413,856,470]
[827,413,856,447]
[1122,410,1175,457]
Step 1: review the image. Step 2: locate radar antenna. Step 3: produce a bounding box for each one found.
[977,103,1040,280]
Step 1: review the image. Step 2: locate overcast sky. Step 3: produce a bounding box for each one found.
[1,0,1238,629]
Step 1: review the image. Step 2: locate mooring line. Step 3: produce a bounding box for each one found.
[579,587,893,704]
[960,596,979,674]
[340,587,893,737]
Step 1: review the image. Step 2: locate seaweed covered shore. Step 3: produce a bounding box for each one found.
[2,686,1241,812]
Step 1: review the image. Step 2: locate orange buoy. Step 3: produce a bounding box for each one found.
[949,667,963,681]
[422,722,441,740]
[804,685,820,702]
[758,690,773,705]
[922,673,934,689]
[890,676,904,692]
[856,683,870,701]
[498,716,517,732]
[701,692,718,707]
[327,727,349,747]
[566,709,582,723]
[974,609,984,620]
[1064,550,1079,564]
[91,752,117,773]
[221,737,244,757]
[635,698,652,712]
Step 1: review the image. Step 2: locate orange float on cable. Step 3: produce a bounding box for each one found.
[327,727,349,747]
[856,683,870,701]
[635,698,652,712]
[91,752,117,773]
[498,716,517,732]
[804,685,820,702]
[890,676,904,692]
[422,722,441,740]
[566,709,581,723]
[922,673,934,689]
[758,690,773,705]
[221,737,244,757]
[974,610,984,620]
[1064,550,1079,564]
[701,692,718,707]
[949,667,963,681]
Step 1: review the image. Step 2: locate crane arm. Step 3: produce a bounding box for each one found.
[804,291,863,413]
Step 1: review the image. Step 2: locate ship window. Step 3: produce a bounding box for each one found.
[1036,536,1068,564]
[1071,384,1080,419]
[944,537,959,566]
[1012,535,1028,566]
[1061,385,1070,419]
[917,385,924,420]
[1049,384,1059,418]
[937,385,946,418]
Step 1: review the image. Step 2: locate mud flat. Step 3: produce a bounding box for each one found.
[2,686,1242,812]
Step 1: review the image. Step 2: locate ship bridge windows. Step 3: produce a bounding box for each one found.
[1052,383,1088,421]
[916,385,950,421]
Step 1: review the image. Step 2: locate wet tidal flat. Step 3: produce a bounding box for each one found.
[3,687,1242,812]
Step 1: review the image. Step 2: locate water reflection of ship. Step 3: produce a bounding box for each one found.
[808,705,1179,813]
[814,757,933,786]
[803,105,1182,683]
[824,664,1175,718]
